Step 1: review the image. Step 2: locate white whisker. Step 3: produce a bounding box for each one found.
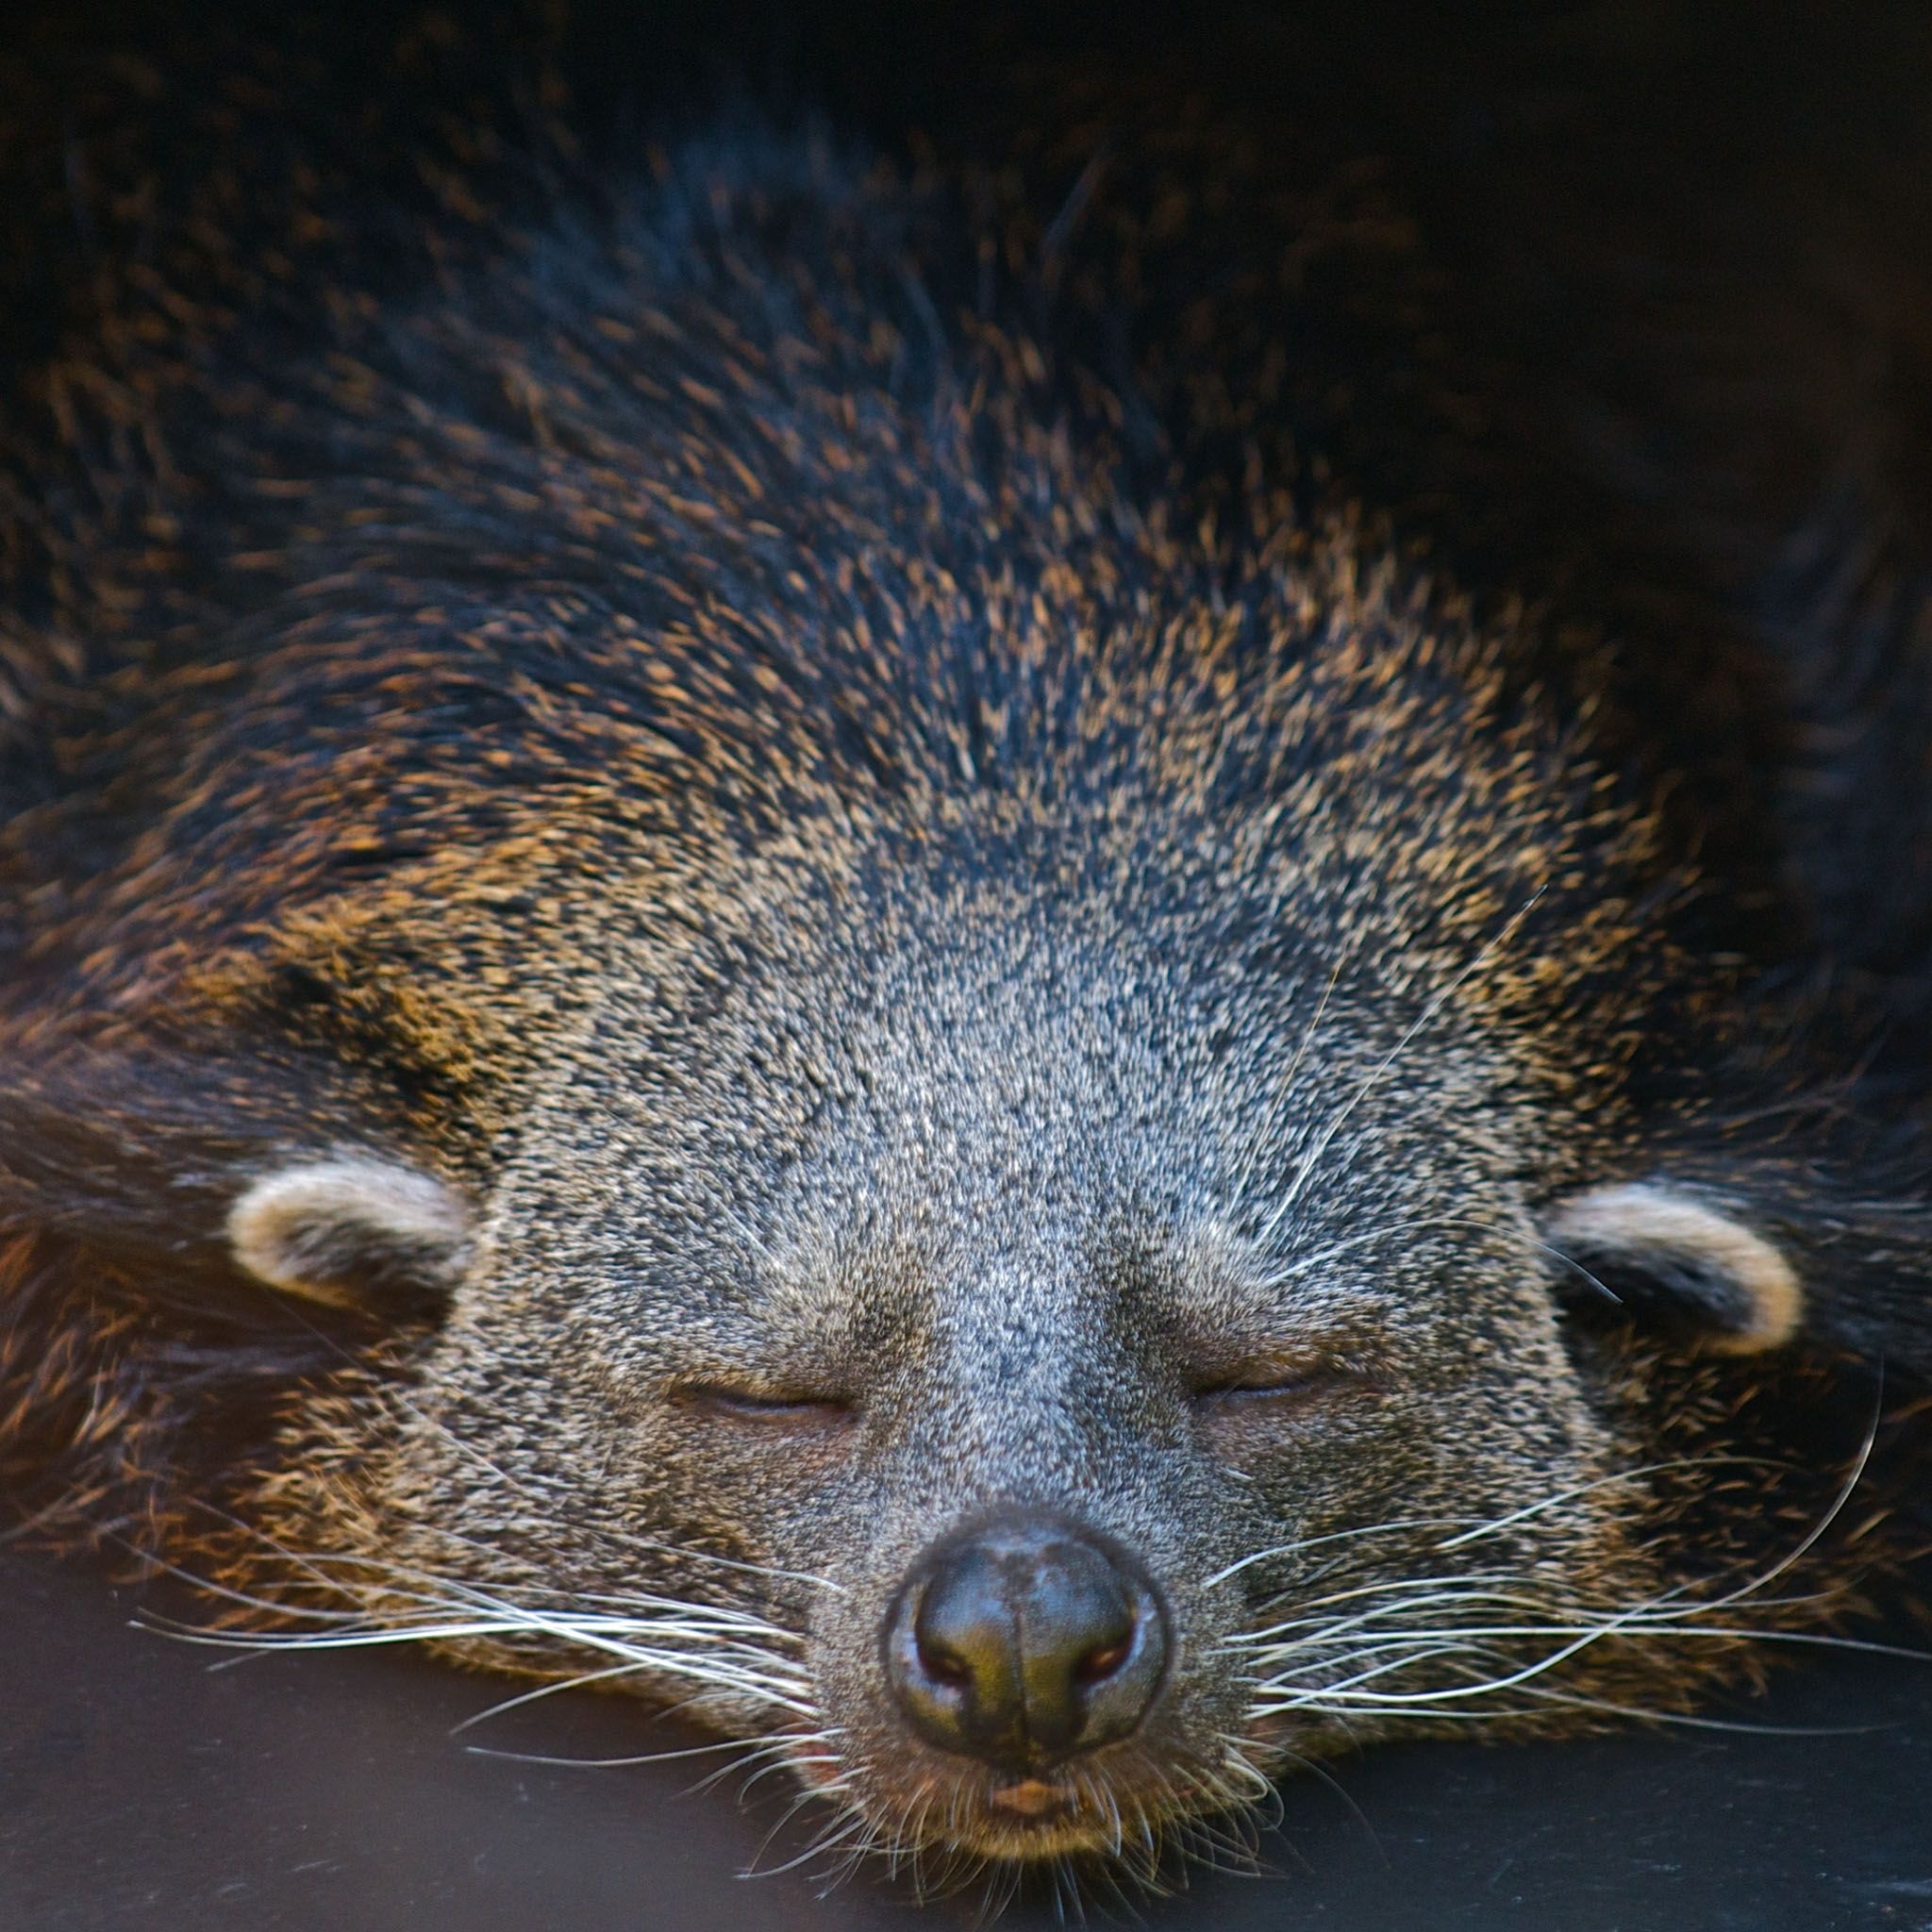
[1258,888,1546,1242]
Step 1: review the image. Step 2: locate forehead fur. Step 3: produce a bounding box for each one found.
[13,137,1681,1100]
[469,839,1560,1393]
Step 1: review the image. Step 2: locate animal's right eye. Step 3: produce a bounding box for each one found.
[675,1380,857,1428]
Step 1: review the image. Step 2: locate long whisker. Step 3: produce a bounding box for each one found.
[243,1303,845,1599]
[1202,1520,1484,1590]
[1224,948,1352,1207]
[464,1732,818,1773]
[1258,888,1546,1241]
[451,1660,654,1732]
[144,1556,819,1715]
[1234,1391,1911,1769]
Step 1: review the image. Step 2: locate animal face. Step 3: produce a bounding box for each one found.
[225,817,1811,1870]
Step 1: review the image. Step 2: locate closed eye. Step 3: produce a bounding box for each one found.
[1192,1367,1341,1406]
[1189,1357,1380,1416]
[675,1380,857,1426]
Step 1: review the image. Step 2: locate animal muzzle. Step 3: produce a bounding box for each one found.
[882,1510,1170,1773]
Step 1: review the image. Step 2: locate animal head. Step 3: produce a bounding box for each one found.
[195,757,1835,1869]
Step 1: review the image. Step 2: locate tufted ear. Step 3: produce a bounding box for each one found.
[1541,1182,1804,1355]
[226,1154,475,1311]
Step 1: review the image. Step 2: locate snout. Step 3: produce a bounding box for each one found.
[882,1510,1170,1774]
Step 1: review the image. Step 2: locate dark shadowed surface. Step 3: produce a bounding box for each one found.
[2,1554,1928,1931]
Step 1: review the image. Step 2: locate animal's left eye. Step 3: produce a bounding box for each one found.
[1189,1357,1377,1416]
[1191,1366,1340,1407]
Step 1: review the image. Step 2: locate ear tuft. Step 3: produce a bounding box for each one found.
[227,1155,475,1310]
[1542,1182,1804,1355]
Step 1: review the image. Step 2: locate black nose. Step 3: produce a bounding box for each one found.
[883,1511,1169,1772]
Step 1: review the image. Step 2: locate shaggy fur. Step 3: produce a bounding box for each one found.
[2,0,1930,1885]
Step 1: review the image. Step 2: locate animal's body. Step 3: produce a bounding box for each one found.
[3,0,1930,1886]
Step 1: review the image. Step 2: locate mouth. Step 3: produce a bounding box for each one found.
[782,1731,1257,1869]
[921,1767,1137,1860]
[969,1772,1109,1857]
[986,1775,1076,1822]
[786,1739,1121,1856]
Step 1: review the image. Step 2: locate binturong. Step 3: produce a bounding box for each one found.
[3,11,1932,1892]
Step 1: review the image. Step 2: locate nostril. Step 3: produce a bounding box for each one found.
[917,1632,973,1688]
[1072,1633,1132,1686]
